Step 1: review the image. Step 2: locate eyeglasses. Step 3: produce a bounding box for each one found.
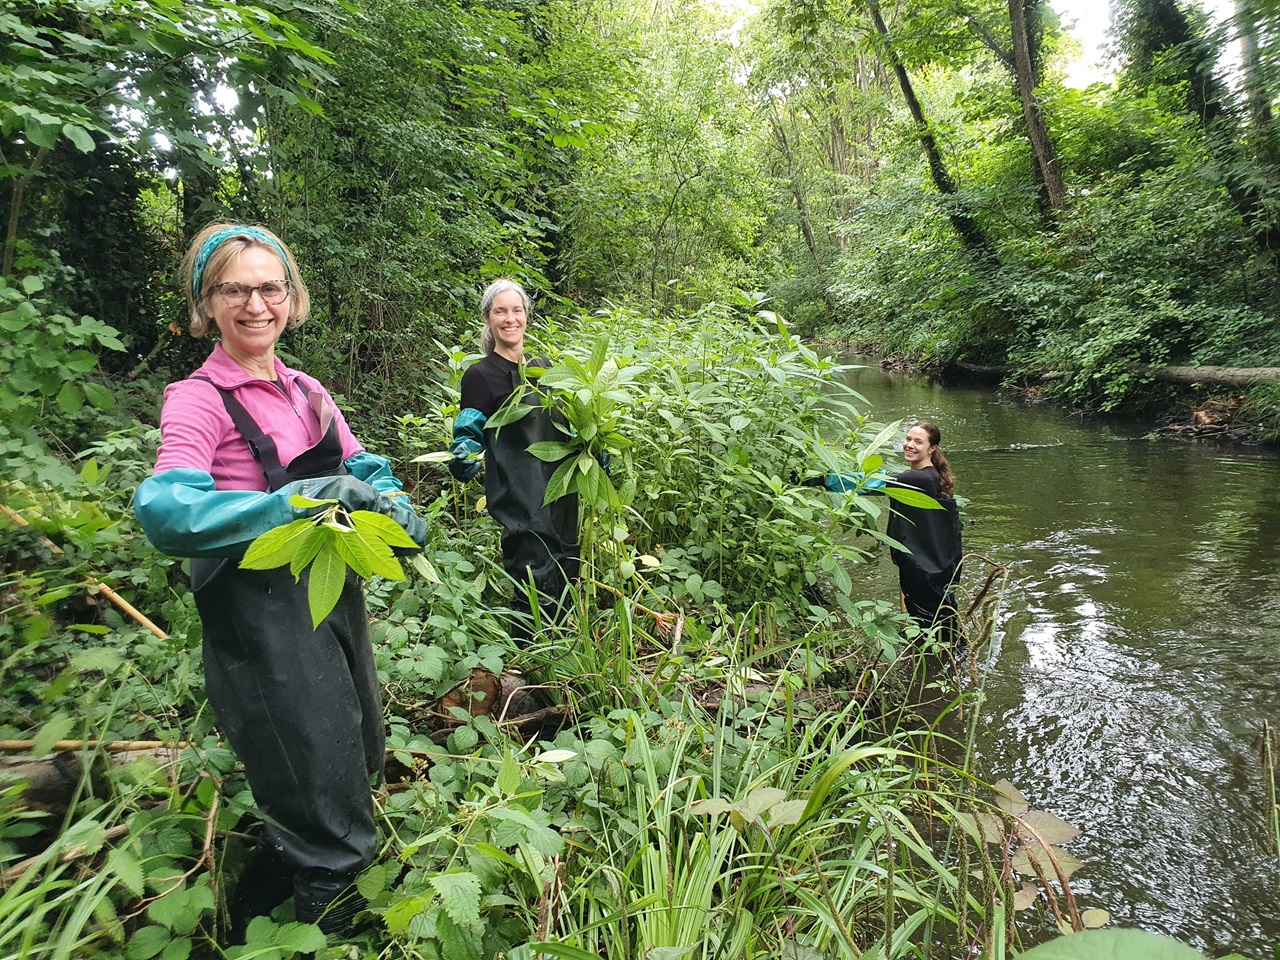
[213,280,292,305]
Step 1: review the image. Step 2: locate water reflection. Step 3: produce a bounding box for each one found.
[832,360,1280,958]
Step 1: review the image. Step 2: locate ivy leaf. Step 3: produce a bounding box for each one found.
[429,870,482,927]
[241,518,316,570]
[307,546,347,629]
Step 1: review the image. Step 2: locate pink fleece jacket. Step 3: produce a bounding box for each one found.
[153,343,363,492]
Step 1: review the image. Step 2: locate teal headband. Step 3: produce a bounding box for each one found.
[191,226,292,301]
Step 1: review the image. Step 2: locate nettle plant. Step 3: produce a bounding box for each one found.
[240,494,426,627]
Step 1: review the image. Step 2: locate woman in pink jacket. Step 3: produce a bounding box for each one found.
[134,223,425,940]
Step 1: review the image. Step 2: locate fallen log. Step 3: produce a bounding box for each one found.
[949,361,1280,387]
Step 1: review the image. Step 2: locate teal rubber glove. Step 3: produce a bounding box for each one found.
[135,468,326,559]
[449,437,483,482]
[825,471,888,493]
[450,408,486,482]
[343,452,427,548]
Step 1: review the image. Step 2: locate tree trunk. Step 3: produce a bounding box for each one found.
[866,0,996,262]
[770,112,836,313]
[1008,0,1068,214]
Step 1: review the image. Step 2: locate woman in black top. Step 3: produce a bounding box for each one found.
[448,279,579,640]
[888,421,963,640]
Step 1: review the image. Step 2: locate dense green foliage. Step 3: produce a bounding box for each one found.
[748,0,1280,425]
[3,0,1277,955]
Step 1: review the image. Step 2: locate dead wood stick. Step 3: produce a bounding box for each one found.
[0,822,132,885]
[0,503,169,641]
[0,740,195,754]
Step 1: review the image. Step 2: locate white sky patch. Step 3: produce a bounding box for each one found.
[1053,0,1242,88]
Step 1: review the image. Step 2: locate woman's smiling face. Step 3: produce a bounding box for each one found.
[902,425,935,469]
[486,288,528,358]
[207,245,292,365]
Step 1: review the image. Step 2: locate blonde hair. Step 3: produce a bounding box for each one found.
[180,222,311,338]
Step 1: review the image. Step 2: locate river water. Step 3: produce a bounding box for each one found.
[833,360,1280,959]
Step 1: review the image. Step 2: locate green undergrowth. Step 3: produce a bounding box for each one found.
[1,300,1046,958]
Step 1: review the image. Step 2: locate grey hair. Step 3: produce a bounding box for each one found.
[479,278,531,354]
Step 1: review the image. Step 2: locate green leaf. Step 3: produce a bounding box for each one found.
[541,457,577,506]
[33,713,75,756]
[430,870,482,927]
[496,750,521,794]
[349,510,417,550]
[126,925,170,960]
[62,122,96,152]
[161,937,192,960]
[290,525,329,577]
[241,518,316,571]
[412,554,441,584]
[56,381,83,415]
[588,334,610,375]
[108,845,146,897]
[526,440,578,462]
[82,381,115,410]
[71,648,124,673]
[437,912,482,960]
[1014,929,1210,959]
[307,545,347,629]
[331,524,375,579]
[21,276,45,295]
[885,486,943,509]
[288,494,336,509]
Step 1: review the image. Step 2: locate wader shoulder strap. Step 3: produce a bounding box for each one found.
[190,376,292,491]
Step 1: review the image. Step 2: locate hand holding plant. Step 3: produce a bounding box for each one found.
[239,493,419,628]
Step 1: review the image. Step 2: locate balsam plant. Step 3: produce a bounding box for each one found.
[239,493,421,628]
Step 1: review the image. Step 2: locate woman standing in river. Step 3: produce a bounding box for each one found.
[888,421,963,642]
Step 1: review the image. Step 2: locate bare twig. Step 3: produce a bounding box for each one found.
[0,823,131,885]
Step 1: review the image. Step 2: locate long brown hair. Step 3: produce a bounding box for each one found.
[916,421,954,495]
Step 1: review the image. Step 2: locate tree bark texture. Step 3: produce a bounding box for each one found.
[866,0,996,261]
[1008,0,1068,213]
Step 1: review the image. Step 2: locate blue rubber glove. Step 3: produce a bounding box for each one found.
[597,448,612,478]
[449,437,483,482]
[798,472,889,493]
[134,468,334,559]
[827,471,888,493]
[449,408,487,482]
[343,452,427,548]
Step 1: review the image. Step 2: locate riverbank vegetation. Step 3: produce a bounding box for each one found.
[2,0,1276,956]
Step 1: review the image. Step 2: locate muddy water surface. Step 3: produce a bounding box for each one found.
[833,360,1280,959]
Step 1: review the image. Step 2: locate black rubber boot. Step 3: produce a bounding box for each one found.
[226,841,294,945]
[293,868,367,937]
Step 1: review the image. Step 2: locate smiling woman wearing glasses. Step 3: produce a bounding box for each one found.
[133,222,427,942]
